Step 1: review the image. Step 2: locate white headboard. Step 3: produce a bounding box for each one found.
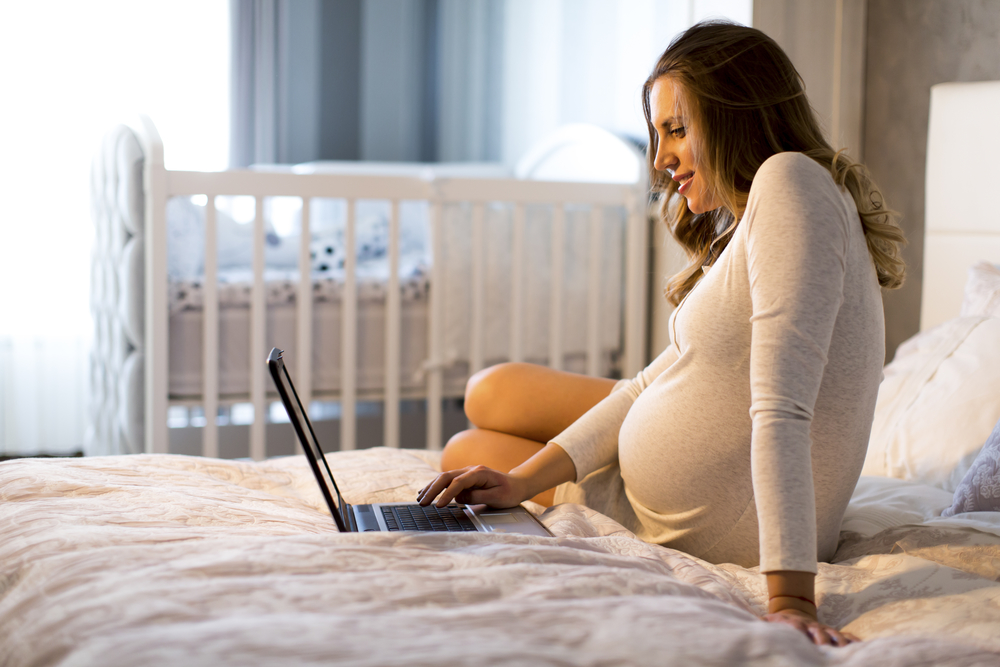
[921,81,1000,331]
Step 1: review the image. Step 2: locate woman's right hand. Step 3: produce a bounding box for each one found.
[417,466,531,509]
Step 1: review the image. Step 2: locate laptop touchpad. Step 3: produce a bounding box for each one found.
[480,513,517,524]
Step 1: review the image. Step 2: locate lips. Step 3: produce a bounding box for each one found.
[673,171,694,195]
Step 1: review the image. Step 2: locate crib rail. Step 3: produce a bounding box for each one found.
[138,121,648,459]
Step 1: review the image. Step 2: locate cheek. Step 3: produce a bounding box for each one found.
[692,177,722,213]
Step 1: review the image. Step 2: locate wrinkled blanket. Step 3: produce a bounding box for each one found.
[2,449,999,666]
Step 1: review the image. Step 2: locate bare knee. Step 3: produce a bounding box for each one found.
[440,427,546,478]
[440,429,480,472]
[464,362,525,429]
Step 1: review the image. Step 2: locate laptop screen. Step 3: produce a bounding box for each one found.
[267,348,349,532]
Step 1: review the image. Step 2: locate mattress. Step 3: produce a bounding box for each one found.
[2,449,1000,666]
[166,198,627,399]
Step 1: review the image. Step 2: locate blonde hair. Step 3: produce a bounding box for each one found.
[643,21,906,306]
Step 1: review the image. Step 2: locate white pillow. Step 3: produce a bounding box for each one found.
[960,261,1000,318]
[862,316,1000,490]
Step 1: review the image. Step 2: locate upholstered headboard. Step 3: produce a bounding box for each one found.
[88,123,147,455]
[921,81,1000,331]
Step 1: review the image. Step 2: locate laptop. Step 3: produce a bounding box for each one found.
[267,348,551,536]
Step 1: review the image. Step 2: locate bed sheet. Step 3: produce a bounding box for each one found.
[2,450,999,666]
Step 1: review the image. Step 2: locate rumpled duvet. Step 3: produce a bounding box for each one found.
[2,448,999,666]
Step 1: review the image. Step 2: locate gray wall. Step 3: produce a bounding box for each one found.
[864,0,1000,360]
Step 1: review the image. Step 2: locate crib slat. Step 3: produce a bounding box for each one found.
[341,200,357,451]
[426,199,444,451]
[510,203,525,363]
[587,206,603,377]
[548,204,565,370]
[147,158,169,455]
[623,191,648,377]
[297,198,313,425]
[202,195,219,459]
[250,197,266,461]
[470,203,485,374]
[384,200,401,449]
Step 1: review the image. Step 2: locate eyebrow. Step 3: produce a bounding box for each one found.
[657,116,684,129]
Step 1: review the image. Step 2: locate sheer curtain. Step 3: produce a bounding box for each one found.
[0,1,229,455]
[499,0,753,163]
[226,0,752,166]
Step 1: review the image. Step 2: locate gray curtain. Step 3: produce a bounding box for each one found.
[229,0,503,166]
[230,0,331,166]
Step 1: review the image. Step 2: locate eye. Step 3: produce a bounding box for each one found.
[670,126,686,138]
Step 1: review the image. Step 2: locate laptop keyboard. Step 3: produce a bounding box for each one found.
[381,504,479,532]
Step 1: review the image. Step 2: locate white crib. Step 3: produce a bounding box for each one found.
[89,116,649,459]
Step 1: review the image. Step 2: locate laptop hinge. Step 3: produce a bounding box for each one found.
[345,504,358,532]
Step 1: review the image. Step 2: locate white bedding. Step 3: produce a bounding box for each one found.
[2,450,1000,666]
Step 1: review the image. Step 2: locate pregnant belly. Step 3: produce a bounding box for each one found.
[617,380,752,516]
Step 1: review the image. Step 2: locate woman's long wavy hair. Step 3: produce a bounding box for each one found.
[643,21,906,306]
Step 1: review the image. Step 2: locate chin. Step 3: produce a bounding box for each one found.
[685,198,708,215]
[684,195,722,216]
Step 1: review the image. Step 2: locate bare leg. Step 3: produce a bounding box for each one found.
[441,363,617,506]
[464,362,617,441]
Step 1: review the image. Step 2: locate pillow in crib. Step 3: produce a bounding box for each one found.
[310,237,345,274]
[862,316,1000,491]
[943,417,1000,516]
[166,197,205,279]
[166,198,287,278]
[960,261,1000,318]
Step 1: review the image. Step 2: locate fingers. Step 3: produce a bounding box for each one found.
[810,622,858,647]
[416,470,459,506]
[763,611,859,648]
[435,471,483,507]
[805,621,857,647]
[417,466,498,507]
[806,624,832,646]
[827,628,858,647]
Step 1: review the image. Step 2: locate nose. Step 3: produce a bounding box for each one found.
[654,140,678,175]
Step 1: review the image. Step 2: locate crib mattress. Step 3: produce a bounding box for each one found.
[168,251,624,400]
[169,280,619,398]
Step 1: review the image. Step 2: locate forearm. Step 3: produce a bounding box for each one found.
[766,570,817,617]
[508,442,577,500]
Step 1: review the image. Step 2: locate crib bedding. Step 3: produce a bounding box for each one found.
[3,450,1000,666]
[162,196,627,400]
[167,272,451,397]
[167,274,617,398]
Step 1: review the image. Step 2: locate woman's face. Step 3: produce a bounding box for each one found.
[649,77,722,215]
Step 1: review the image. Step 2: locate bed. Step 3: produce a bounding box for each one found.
[88,120,650,458]
[4,82,1000,665]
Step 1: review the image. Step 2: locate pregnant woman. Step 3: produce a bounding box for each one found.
[418,21,905,647]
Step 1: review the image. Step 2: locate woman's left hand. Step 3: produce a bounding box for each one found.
[763,609,859,647]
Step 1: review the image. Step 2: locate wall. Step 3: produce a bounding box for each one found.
[753,0,868,160]
[864,0,1000,360]
[753,0,1000,361]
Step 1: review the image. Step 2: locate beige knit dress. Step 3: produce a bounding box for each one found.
[551,152,884,573]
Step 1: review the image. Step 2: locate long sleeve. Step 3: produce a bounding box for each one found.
[551,152,879,568]
[744,153,852,573]
[551,344,679,482]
